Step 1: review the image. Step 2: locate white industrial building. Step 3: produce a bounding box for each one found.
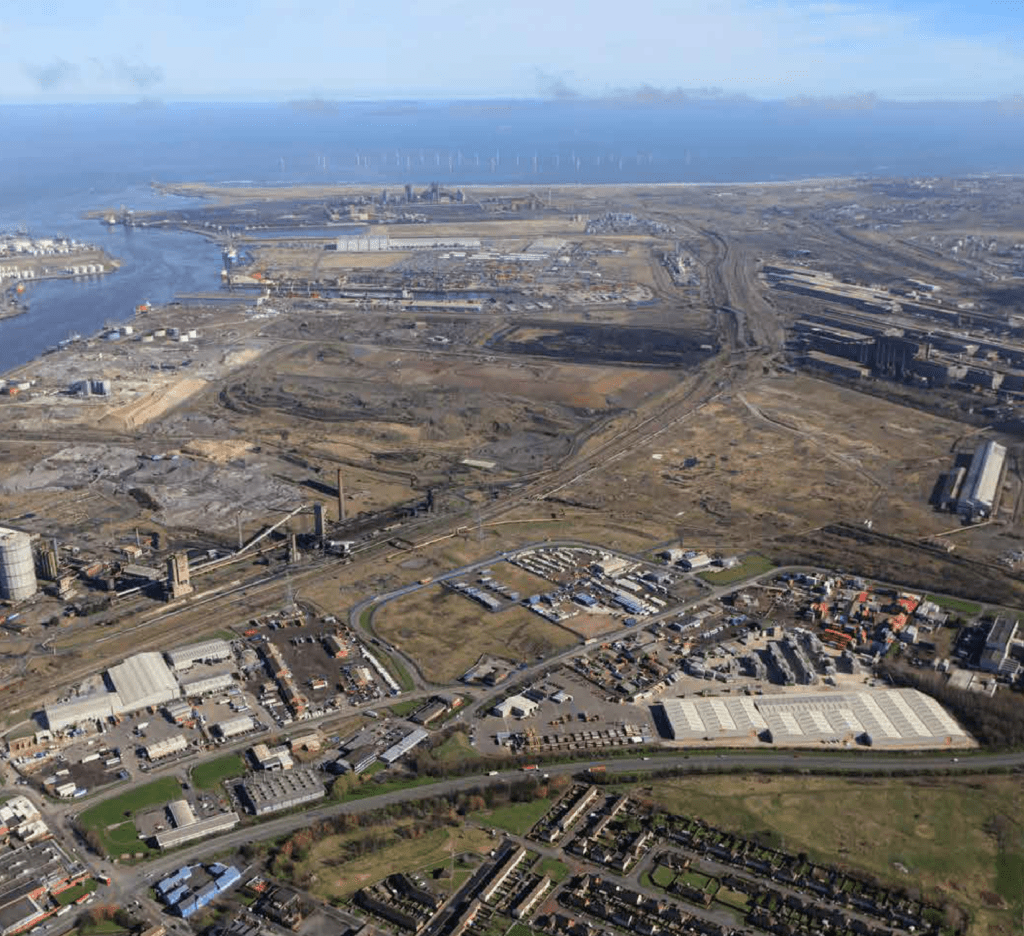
[379,728,429,765]
[957,440,1006,520]
[154,803,240,850]
[107,652,180,711]
[0,525,37,601]
[179,672,236,698]
[241,768,325,815]
[659,688,967,748]
[214,715,255,740]
[144,735,188,761]
[165,639,233,672]
[44,694,116,731]
[492,695,539,719]
[335,234,482,252]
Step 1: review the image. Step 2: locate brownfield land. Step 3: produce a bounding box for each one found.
[6,177,1024,719]
[373,586,579,683]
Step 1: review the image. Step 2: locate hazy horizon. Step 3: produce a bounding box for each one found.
[1,1,1021,104]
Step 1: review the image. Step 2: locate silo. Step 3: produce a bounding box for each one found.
[0,526,38,600]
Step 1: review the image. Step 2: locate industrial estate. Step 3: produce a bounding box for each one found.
[3,175,1024,936]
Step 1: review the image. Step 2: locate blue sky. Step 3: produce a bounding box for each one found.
[0,0,1020,102]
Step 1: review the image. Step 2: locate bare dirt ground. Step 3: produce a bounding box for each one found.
[373,587,578,684]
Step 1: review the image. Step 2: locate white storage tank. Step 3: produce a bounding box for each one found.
[122,325,134,335]
[178,334,189,343]
[141,335,155,343]
[187,329,198,339]
[154,329,167,338]
[0,526,37,601]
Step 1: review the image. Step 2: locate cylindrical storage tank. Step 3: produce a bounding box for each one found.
[178,334,189,343]
[154,329,166,337]
[15,381,30,391]
[187,329,198,339]
[106,331,120,341]
[122,325,134,335]
[141,335,155,343]
[0,527,37,600]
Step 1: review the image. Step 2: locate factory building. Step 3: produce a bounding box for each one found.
[240,768,325,816]
[213,715,254,740]
[165,639,233,672]
[44,694,116,732]
[154,810,240,850]
[0,841,88,936]
[379,728,429,765]
[659,688,966,748]
[144,735,188,761]
[957,440,1006,520]
[980,616,1019,675]
[491,695,539,719]
[800,352,871,381]
[179,672,236,698]
[107,652,181,711]
[0,526,37,601]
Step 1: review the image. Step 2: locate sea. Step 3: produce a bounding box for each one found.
[1,98,1022,373]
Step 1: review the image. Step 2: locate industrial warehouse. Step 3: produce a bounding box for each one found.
[657,688,968,748]
[936,439,1007,520]
[44,642,233,731]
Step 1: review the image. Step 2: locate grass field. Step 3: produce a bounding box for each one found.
[650,864,676,888]
[471,798,554,836]
[646,774,1024,935]
[698,554,775,586]
[925,594,983,616]
[536,857,569,883]
[389,698,421,718]
[375,588,577,683]
[79,776,181,830]
[191,753,246,790]
[78,776,181,858]
[55,879,97,906]
[432,731,476,764]
[306,825,493,900]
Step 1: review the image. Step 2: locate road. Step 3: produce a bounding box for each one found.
[113,745,1024,889]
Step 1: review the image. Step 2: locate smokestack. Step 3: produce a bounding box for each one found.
[337,469,346,522]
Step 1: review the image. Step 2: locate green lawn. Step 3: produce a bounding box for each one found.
[536,857,569,883]
[389,699,421,718]
[471,798,553,836]
[79,776,181,830]
[55,880,97,906]
[78,776,181,858]
[508,925,543,936]
[651,864,676,888]
[191,753,246,790]
[715,888,750,912]
[433,731,476,764]
[925,594,982,616]
[679,870,713,890]
[78,920,126,936]
[698,554,775,586]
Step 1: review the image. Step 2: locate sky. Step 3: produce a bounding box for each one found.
[0,0,1021,103]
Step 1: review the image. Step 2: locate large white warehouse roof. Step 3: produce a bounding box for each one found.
[165,639,233,672]
[660,688,966,748]
[44,694,116,731]
[107,652,180,711]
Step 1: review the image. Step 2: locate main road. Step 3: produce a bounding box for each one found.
[117,746,1024,890]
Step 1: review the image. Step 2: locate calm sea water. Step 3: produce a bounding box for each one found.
[1,99,1021,372]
